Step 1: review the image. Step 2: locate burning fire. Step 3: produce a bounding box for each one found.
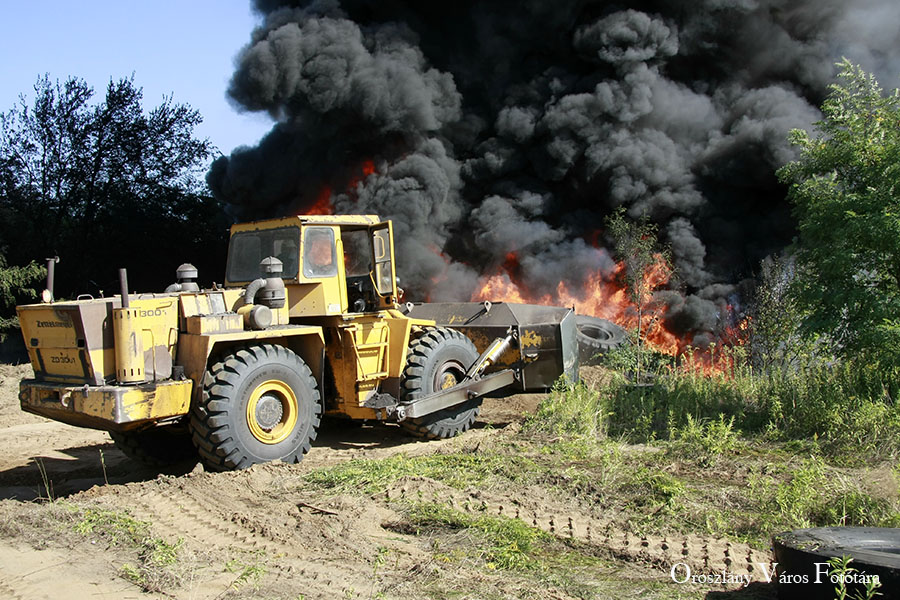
[471,251,747,376]
[306,159,377,215]
[308,185,333,215]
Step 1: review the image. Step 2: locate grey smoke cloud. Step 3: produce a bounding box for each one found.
[208,0,900,343]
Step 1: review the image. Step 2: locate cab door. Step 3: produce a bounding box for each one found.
[371,223,397,307]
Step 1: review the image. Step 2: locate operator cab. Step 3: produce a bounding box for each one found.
[224,215,398,317]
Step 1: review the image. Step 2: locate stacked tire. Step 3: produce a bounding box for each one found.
[575,316,626,365]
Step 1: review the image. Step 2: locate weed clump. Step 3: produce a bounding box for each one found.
[524,379,610,441]
[401,502,549,571]
[670,414,740,466]
[303,452,539,493]
[749,457,900,531]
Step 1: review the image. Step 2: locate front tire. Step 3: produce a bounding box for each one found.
[190,344,321,471]
[400,327,481,439]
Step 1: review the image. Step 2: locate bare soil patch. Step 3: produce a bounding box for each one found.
[0,366,776,599]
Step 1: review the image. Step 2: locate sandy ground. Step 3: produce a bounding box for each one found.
[0,363,771,599]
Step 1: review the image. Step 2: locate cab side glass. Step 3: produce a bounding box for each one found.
[373,228,393,294]
[303,227,338,279]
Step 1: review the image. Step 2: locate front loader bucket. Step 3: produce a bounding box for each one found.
[404,302,579,391]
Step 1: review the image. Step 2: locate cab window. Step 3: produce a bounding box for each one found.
[303,227,337,278]
[342,229,373,276]
[226,226,300,282]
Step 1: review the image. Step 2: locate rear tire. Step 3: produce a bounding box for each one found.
[190,344,321,471]
[110,426,197,467]
[400,327,481,439]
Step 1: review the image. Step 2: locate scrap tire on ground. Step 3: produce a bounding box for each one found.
[575,315,626,365]
[109,426,197,467]
[400,327,481,440]
[190,344,321,472]
[772,527,900,599]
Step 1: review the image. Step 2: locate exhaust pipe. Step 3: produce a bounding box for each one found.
[42,256,59,303]
[113,267,144,384]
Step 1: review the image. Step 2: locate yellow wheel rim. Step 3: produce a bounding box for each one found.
[435,359,465,391]
[439,371,458,390]
[246,380,299,444]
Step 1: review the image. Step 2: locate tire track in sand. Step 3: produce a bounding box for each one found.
[105,479,390,599]
[384,476,773,579]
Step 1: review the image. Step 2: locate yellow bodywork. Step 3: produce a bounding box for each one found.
[18,296,180,385]
[19,378,192,432]
[15,213,435,432]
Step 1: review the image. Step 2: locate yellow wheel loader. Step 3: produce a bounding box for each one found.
[16,215,579,471]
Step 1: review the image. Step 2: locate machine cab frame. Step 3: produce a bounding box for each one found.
[224,215,399,317]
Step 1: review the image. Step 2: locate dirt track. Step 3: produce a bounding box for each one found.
[0,363,773,599]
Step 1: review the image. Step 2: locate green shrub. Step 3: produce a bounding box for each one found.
[525,379,610,440]
[671,414,740,465]
[749,457,900,530]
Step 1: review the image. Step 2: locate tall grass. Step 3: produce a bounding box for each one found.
[598,351,900,464]
[532,345,900,465]
[525,379,610,440]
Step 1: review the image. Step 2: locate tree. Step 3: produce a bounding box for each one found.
[0,75,227,298]
[605,207,672,381]
[0,254,45,338]
[748,253,812,372]
[778,60,900,366]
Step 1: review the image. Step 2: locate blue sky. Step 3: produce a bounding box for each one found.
[0,1,272,156]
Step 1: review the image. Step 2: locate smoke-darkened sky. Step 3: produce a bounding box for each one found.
[209,0,900,340]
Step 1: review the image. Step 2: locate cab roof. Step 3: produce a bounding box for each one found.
[230,214,384,234]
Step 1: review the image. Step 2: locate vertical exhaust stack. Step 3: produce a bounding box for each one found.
[113,268,144,384]
[41,256,59,303]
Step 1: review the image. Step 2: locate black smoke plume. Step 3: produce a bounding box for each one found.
[209,0,900,345]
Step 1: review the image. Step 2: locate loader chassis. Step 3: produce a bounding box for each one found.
[17,214,578,471]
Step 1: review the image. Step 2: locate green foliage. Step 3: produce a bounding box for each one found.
[748,254,814,372]
[0,253,45,333]
[603,361,766,445]
[828,556,883,600]
[671,414,739,465]
[525,379,609,440]
[121,537,185,593]
[225,549,268,593]
[778,60,900,366]
[71,506,149,545]
[68,505,187,592]
[0,75,226,298]
[749,457,900,531]
[600,327,675,380]
[604,207,673,381]
[621,467,684,510]
[594,348,900,464]
[404,502,548,571]
[303,452,539,494]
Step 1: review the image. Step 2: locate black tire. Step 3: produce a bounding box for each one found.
[109,426,197,467]
[772,527,900,599]
[190,344,321,471]
[400,327,481,439]
[576,315,626,365]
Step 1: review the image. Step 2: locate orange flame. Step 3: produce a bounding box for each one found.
[307,184,333,215]
[470,251,746,376]
[304,159,378,215]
